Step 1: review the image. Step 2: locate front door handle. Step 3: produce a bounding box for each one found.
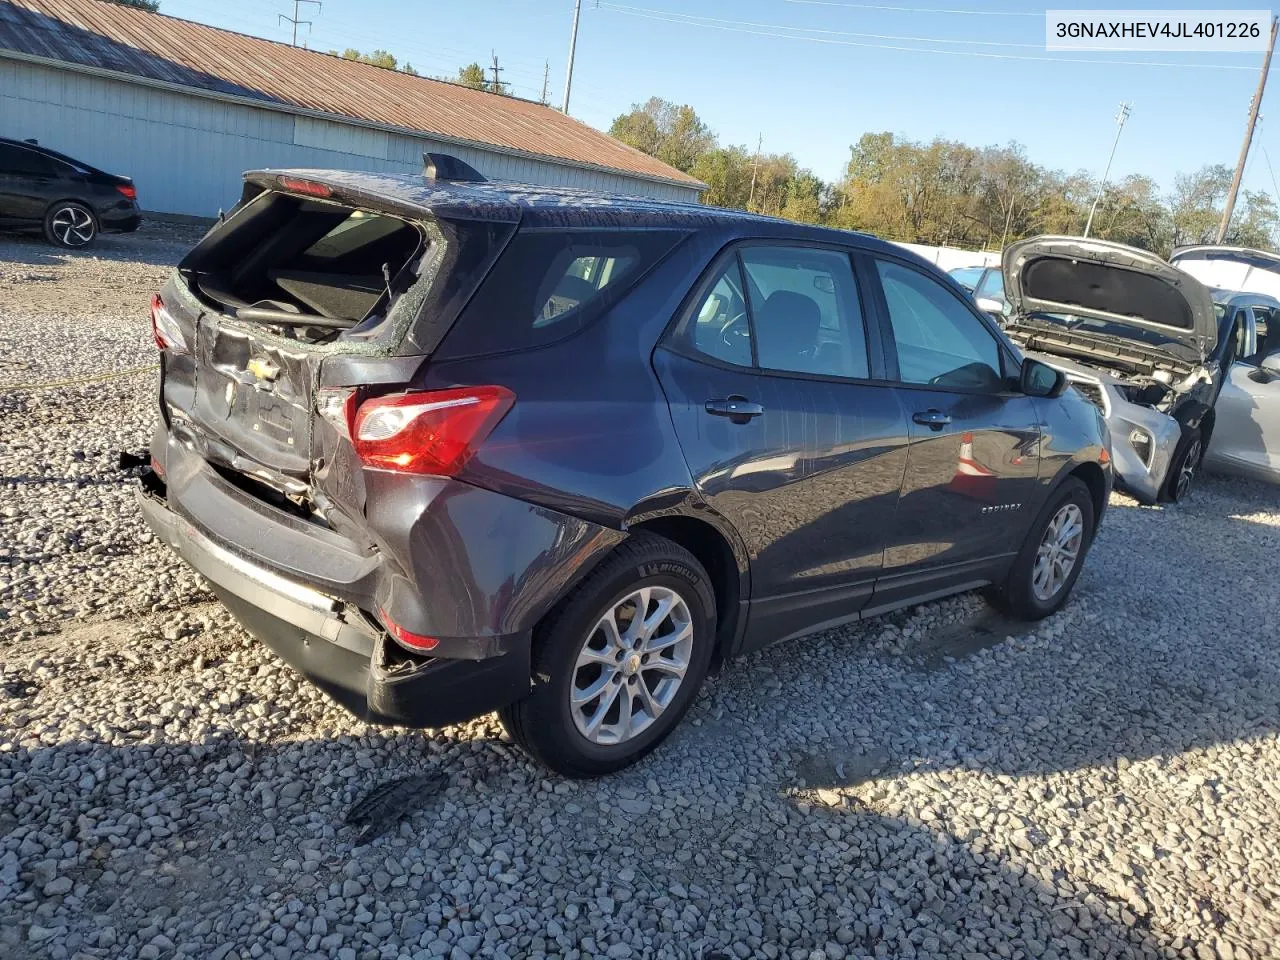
[912,409,952,430]
[705,396,764,423]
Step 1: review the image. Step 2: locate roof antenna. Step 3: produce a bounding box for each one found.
[422,152,486,183]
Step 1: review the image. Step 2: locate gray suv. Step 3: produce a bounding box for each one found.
[137,162,1112,775]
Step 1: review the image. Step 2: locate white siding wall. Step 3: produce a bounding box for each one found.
[0,59,699,217]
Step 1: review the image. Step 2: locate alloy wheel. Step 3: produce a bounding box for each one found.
[1031,503,1084,602]
[1175,437,1201,500]
[569,585,694,745]
[51,206,95,247]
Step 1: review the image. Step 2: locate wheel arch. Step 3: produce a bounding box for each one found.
[625,512,750,669]
[43,197,98,221]
[1065,460,1108,532]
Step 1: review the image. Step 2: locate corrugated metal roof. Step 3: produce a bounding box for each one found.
[0,0,704,190]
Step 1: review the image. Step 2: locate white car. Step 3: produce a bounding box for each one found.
[1201,288,1280,484]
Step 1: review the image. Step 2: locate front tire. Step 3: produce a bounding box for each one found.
[43,202,97,248]
[1160,425,1203,502]
[986,477,1095,621]
[499,533,716,777]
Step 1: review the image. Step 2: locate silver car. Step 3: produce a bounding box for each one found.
[1201,290,1280,484]
[1002,236,1226,503]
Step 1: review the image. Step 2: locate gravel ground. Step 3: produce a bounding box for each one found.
[2,227,1280,960]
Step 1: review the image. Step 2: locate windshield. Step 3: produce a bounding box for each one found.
[949,266,984,289]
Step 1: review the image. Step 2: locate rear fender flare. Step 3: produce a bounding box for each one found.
[622,491,753,600]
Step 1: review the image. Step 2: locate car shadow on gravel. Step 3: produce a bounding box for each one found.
[0,733,1203,960]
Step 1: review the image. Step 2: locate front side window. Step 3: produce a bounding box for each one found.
[974,268,1005,301]
[1246,305,1273,364]
[740,246,870,379]
[875,259,1004,391]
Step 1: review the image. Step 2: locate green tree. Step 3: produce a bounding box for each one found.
[104,0,160,10]
[338,48,421,76]
[454,63,505,94]
[609,98,714,174]
[457,63,488,90]
[343,48,398,70]
[608,93,1280,253]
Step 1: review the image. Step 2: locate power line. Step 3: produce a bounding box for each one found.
[780,0,1039,15]
[601,2,1044,48]
[279,0,321,46]
[597,4,1266,71]
[1219,16,1279,241]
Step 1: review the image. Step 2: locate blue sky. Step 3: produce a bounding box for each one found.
[161,0,1279,195]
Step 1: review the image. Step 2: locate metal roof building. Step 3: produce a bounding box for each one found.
[0,0,704,217]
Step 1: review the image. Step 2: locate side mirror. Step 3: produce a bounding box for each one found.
[1263,352,1280,377]
[1020,357,1068,398]
[975,296,1004,318]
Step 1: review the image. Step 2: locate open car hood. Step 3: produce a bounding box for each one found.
[1003,236,1217,357]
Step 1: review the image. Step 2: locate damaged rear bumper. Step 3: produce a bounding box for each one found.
[137,478,530,729]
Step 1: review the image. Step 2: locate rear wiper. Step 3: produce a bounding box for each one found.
[235,307,355,329]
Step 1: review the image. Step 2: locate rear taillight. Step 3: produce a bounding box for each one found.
[378,607,439,652]
[350,386,514,476]
[150,294,189,354]
[116,184,137,200]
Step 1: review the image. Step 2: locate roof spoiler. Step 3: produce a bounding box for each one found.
[423,152,486,183]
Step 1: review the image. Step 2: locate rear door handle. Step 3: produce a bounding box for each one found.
[705,396,764,423]
[912,409,952,430]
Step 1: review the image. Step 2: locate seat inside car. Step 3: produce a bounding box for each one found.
[756,290,821,371]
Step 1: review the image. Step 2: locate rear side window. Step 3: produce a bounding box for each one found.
[442,228,687,356]
[0,144,63,176]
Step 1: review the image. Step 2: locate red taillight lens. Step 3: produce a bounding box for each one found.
[352,386,514,476]
[150,293,189,354]
[378,607,439,652]
[279,176,333,198]
[116,184,137,200]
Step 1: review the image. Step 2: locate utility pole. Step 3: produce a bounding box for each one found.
[1082,101,1132,238]
[541,60,550,104]
[279,0,321,47]
[563,0,582,113]
[748,133,763,211]
[1218,16,1278,243]
[490,51,503,94]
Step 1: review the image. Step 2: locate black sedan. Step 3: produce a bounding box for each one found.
[0,137,141,248]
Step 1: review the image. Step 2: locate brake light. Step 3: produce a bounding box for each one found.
[116,184,137,200]
[278,176,333,198]
[150,294,189,354]
[352,386,514,476]
[378,607,439,652]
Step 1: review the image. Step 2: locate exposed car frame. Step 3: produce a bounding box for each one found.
[1002,236,1224,503]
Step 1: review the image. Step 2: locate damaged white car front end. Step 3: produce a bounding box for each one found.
[1001,236,1222,503]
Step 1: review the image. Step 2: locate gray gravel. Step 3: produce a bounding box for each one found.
[2,227,1280,960]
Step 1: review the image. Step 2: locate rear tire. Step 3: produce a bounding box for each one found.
[1160,425,1203,503]
[985,477,1094,621]
[43,202,97,248]
[499,533,716,777]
